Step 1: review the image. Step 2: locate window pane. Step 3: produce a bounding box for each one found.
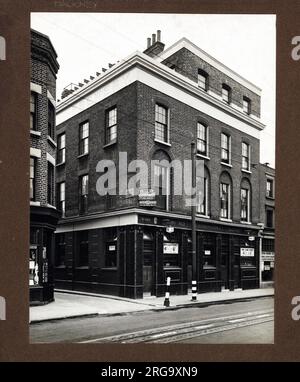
[30,93,36,112]
[220,183,230,218]
[198,72,207,90]
[222,87,229,102]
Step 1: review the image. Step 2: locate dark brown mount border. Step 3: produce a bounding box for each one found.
[0,0,299,362]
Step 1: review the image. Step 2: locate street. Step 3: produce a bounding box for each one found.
[30,296,273,344]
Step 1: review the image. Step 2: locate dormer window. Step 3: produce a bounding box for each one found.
[198,69,208,91]
[222,84,231,104]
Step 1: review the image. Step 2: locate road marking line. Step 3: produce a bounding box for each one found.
[79,309,274,343]
[229,314,271,323]
[150,331,178,339]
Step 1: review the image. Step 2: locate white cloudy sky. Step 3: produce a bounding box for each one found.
[31,13,276,167]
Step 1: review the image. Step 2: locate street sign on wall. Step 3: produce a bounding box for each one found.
[163,243,179,254]
[240,248,255,257]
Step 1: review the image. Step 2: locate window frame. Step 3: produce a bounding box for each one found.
[155,104,169,143]
[30,157,36,201]
[266,177,274,198]
[153,163,170,211]
[242,142,251,171]
[221,133,231,164]
[48,101,55,139]
[197,123,208,156]
[240,187,250,222]
[57,133,66,164]
[198,69,209,91]
[243,97,251,115]
[105,106,118,144]
[47,162,55,206]
[266,207,274,228]
[79,121,89,156]
[220,182,231,219]
[222,84,231,104]
[197,176,208,216]
[58,181,66,217]
[79,174,89,214]
[30,92,37,131]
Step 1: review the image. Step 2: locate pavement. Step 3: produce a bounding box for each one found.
[29,288,274,324]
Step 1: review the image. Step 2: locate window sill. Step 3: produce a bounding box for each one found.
[101,267,118,271]
[47,136,57,147]
[77,152,89,159]
[56,161,65,167]
[103,139,117,149]
[154,139,171,147]
[220,218,233,222]
[30,130,41,137]
[46,203,57,209]
[240,221,252,225]
[197,214,210,219]
[30,201,41,207]
[242,169,252,174]
[221,162,232,168]
[75,266,89,270]
[266,196,275,200]
[196,153,210,160]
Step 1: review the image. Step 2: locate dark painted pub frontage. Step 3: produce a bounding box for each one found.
[55,211,260,299]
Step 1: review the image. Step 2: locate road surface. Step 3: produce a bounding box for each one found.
[30,296,274,344]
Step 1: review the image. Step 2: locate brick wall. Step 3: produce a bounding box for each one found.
[136,81,261,224]
[56,82,138,217]
[57,79,261,225]
[162,47,261,118]
[30,30,58,208]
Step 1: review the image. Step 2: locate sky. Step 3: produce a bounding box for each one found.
[31,13,276,167]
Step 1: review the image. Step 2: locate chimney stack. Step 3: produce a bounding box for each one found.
[143,30,165,58]
[157,30,161,42]
[152,33,156,45]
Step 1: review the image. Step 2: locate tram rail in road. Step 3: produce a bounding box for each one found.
[79,308,274,344]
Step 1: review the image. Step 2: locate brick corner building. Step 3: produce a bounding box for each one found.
[55,31,269,299]
[30,29,60,305]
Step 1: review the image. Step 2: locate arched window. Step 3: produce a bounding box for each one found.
[241,178,251,223]
[220,172,233,220]
[197,166,210,217]
[152,150,171,211]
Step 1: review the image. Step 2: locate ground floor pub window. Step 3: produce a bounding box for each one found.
[105,234,118,268]
[29,228,39,286]
[77,231,89,267]
[240,246,255,267]
[55,233,66,267]
[163,234,179,267]
[203,234,216,268]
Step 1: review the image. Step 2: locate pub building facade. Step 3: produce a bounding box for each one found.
[55,32,266,298]
[30,30,60,304]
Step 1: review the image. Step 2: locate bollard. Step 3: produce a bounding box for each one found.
[191,280,197,301]
[163,277,171,307]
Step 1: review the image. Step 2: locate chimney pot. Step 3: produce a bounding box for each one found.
[157,30,161,42]
[152,33,156,45]
[147,37,151,48]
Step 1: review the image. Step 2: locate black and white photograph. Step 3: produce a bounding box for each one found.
[29,13,276,344]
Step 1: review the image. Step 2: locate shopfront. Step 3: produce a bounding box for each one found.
[30,206,59,305]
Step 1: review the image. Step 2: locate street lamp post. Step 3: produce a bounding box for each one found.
[191,141,197,301]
